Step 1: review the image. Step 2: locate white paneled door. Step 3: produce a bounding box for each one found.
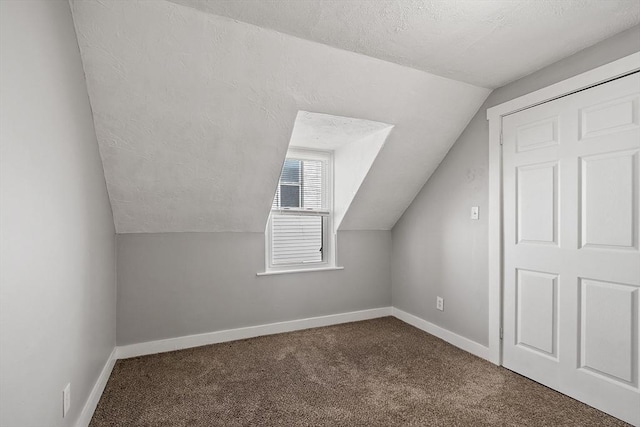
[503,72,640,425]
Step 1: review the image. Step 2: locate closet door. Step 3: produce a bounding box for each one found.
[502,72,640,425]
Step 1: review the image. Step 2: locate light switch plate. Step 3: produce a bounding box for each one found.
[471,206,479,220]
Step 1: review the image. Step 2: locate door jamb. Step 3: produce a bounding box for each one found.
[485,52,640,365]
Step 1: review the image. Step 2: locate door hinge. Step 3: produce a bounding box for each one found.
[500,327,503,340]
[499,129,504,146]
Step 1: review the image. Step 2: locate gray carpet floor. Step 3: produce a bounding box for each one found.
[91,317,629,426]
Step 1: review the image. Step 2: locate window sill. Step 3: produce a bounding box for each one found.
[256,266,344,276]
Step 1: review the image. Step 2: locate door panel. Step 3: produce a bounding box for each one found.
[517,162,558,245]
[503,72,640,425]
[516,116,559,152]
[516,269,558,357]
[580,150,638,250]
[579,94,639,139]
[579,278,637,387]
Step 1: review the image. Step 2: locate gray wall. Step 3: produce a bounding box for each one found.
[117,231,391,345]
[0,1,116,426]
[392,25,640,347]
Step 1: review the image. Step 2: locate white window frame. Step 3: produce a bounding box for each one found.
[262,148,337,274]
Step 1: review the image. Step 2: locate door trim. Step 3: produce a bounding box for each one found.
[485,52,640,365]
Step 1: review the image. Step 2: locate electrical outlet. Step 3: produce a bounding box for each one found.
[471,206,479,220]
[436,296,444,311]
[63,383,71,418]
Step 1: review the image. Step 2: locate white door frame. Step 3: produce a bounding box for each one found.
[485,52,640,365]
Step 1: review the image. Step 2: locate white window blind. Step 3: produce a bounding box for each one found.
[271,215,323,264]
[270,157,328,266]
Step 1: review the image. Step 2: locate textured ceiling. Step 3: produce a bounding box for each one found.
[289,111,391,151]
[170,0,640,88]
[70,0,489,233]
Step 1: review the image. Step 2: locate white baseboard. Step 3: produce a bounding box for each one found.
[80,307,490,425]
[391,307,492,362]
[115,307,491,363]
[75,347,117,427]
[116,307,393,359]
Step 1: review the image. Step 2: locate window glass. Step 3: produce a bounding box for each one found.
[279,184,300,208]
[281,159,301,183]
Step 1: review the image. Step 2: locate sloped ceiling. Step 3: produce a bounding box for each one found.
[170,0,640,88]
[71,0,489,233]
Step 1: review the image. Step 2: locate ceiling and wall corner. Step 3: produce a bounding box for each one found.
[169,0,640,88]
[69,0,490,233]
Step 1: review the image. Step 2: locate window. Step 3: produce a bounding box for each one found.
[266,148,334,271]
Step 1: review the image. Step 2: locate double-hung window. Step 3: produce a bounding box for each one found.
[266,148,334,272]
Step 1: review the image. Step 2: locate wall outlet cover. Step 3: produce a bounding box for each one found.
[436,296,444,311]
